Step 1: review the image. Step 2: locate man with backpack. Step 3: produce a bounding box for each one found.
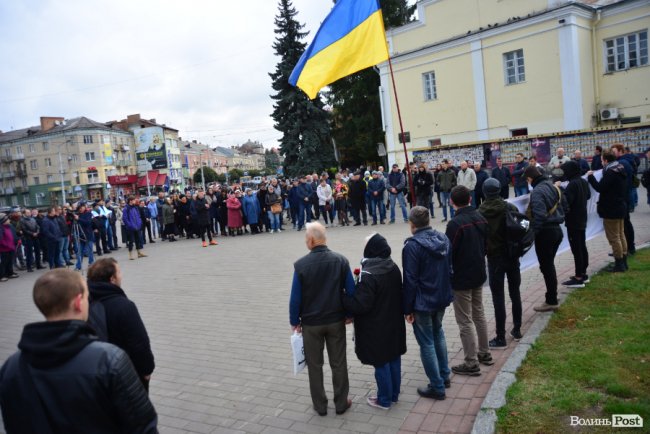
[479,178,524,347]
[87,258,155,391]
[525,166,566,313]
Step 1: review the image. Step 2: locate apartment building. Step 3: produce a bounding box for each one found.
[0,116,135,207]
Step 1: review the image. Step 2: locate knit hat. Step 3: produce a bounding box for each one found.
[0,213,8,224]
[523,165,542,180]
[364,171,370,176]
[363,233,392,259]
[482,178,501,199]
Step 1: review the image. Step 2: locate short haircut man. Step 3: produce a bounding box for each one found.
[446,186,492,374]
[402,206,453,400]
[289,222,354,416]
[87,258,155,389]
[0,270,157,433]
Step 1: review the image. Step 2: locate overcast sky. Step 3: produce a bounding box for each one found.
[0,0,338,148]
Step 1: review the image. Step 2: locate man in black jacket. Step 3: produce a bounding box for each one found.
[348,172,368,226]
[0,269,157,434]
[491,157,511,199]
[445,186,493,375]
[87,258,155,390]
[525,166,566,313]
[289,222,355,416]
[342,233,406,410]
[560,161,591,287]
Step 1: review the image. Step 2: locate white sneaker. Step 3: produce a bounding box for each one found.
[277,229,282,233]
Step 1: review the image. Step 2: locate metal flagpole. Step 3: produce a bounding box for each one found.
[387,56,416,205]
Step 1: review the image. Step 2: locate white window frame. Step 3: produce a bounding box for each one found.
[47,175,54,183]
[42,141,49,151]
[503,49,525,85]
[30,160,38,170]
[83,135,93,144]
[33,176,40,185]
[85,152,95,162]
[29,143,35,153]
[604,30,648,73]
[422,71,437,101]
[87,172,99,183]
[45,157,52,167]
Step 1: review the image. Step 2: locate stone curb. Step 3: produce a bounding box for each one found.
[471,242,650,434]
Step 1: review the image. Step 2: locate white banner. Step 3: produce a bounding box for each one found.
[509,170,604,271]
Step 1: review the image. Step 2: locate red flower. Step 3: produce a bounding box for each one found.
[353,268,361,276]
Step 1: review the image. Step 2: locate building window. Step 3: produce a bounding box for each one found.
[422,71,437,101]
[16,145,22,154]
[33,176,40,185]
[428,138,442,147]
[22,195,29,206]
[42,142,50,151]
[83,135,93,144]
[504,49,525,85]
[35,194,43,205]
[605,30,648,72]
[71,154,78,162]
[85,152,95,161]
[29,143,35,153]
[88,172,99,183]
[30,160,38,170]
[510,128,528,137]
[45,157,52,167]
[47,175,54,183]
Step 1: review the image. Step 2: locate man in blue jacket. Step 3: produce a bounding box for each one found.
[122,196,146,260]
[402,206,453,400]
[368,171,386,225]
[296,176,314,231]
[40,207,63,269]
[387,164,409,223]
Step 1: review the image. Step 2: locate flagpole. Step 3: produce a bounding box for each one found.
[387,56,416,205]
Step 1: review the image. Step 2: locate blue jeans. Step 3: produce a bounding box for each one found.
[370,196,385,223]
[514,186,529,197]
[267,211,280,231]
[75,240,94,270]
[389,192,408,222]
[374,356,401,407]
[106,223,115,249]
[440,192,455,220]
[297,200,312,229]
[47,240,61,269]
[58,237,70,265]
[412,310,450,394]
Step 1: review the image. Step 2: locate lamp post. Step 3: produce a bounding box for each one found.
[199,153,206,190]
[57,139,72,205]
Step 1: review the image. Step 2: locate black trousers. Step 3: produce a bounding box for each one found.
[567,226,588,278]
[126,229,143,251]
[488,257,522,339]
[0,251,15,277]
[95,225,109,254]
[534,226,563,305]
[199,224,213,242]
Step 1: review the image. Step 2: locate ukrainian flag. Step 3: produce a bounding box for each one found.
[289,0,389,99]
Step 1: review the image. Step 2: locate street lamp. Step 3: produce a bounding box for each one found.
[57,139,72,205]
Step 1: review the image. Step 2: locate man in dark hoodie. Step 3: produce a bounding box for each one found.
[525,166,567,313]
[479,178,523,347]
[559,161,591,287]
[123,196,146,260]
[343,233,406,410]
[587,151,628,272]
[40,206,63,269]
[445,186,493,375]
[402,206,453,400]
[0,269,157,433]
[87,258,155,390]
[611,144,636,255]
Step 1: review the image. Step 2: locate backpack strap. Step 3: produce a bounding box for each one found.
[547,185,562,216]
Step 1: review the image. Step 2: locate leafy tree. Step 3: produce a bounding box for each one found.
[326,0,416,168]
[270,0,336,176]
[265,148,281,173]
[193,167,218,185]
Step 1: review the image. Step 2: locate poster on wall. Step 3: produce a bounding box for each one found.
[134,127,167,172]
[530,138,550,164]
[102,135,113,165]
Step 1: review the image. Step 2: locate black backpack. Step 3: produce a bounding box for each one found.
[505,205,535,258]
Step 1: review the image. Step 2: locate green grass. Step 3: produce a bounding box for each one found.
[496,249,650,433]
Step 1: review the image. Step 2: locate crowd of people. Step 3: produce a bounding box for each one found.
[0,143,647,282]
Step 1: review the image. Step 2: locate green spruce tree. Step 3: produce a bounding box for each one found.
[270,0,335,176]
[326,0,415,168]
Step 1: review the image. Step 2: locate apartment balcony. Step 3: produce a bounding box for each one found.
[15,167,27,178]
[1,171,15,179]
[14,186,27,194]
[4,187,14,195]
[0,156,12,164]
[12,153,25,161]
[113,145,131,152]
[115,160,132,168]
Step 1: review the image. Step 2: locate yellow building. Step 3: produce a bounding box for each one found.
[379,0,650,166]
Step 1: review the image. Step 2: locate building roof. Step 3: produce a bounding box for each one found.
[213,146,236,157]
[0,116,127,144]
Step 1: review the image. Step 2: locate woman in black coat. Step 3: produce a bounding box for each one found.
[342,233,406,409]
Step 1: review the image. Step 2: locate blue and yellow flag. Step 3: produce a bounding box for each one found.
[289,0,389,99]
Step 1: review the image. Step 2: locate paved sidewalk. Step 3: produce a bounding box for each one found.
[0,206,647,434]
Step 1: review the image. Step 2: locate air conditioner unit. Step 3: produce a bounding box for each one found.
[600,108,619,120]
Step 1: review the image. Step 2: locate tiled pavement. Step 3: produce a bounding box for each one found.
[0,204,648,434]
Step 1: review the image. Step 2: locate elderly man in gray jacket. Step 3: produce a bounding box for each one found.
[456,161,477,208]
